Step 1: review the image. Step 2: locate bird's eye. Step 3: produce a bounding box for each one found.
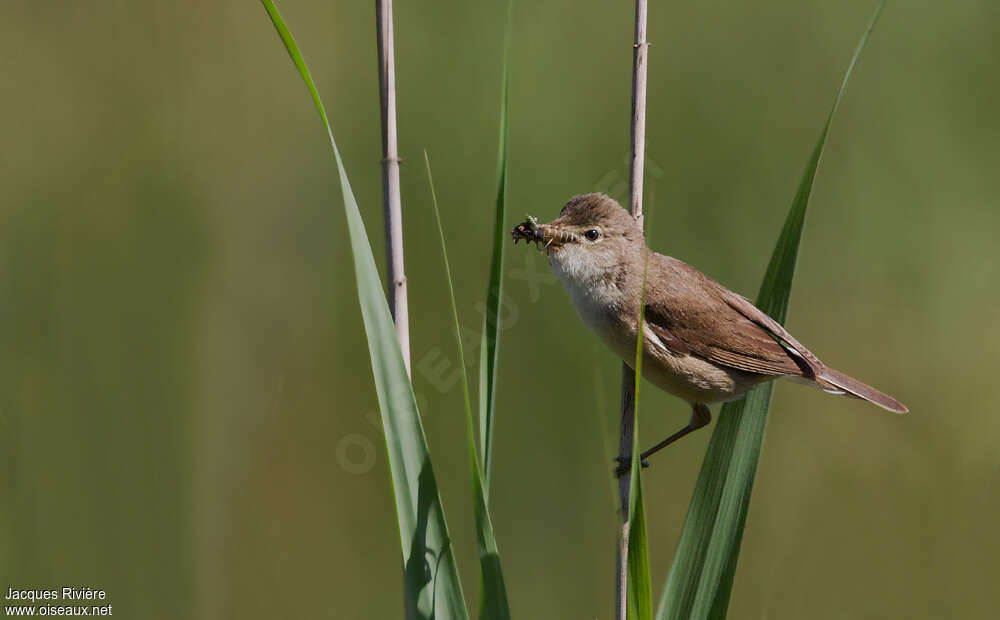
[584,229,600,241]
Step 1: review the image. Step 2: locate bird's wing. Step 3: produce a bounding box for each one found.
[643,254,822,377]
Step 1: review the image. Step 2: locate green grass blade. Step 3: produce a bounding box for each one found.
[656,3,885,619]
[627,483,652,620]
[425,152,512,620]
[259,3,469,618]
[478,0,512,496]
[626,248,652,620]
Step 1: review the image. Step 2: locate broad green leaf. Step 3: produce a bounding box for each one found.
[478,0,512,496]
[425,152,512,620]
[656,3,886,619]
[626,248,652,620]
[260,3,469,618]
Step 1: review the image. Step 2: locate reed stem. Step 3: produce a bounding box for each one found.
[376,0,410,375]
[616,0,649,617]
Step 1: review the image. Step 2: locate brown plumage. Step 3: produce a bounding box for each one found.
[512,193,906,466]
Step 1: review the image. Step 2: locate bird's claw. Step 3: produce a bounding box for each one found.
[613,456,649,477]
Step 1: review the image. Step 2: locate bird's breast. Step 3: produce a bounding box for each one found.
[550,260,633,350]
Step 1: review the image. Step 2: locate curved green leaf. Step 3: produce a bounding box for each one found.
[656,3,886,619]
[479,0,512,496]
[425,152,511,620]
[627,248,652,620]
[260,3,469,618]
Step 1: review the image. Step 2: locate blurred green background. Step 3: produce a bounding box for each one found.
[3,0,998,618]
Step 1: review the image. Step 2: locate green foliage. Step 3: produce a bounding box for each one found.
[262,0,884,616]
[260,2,469,618]
[656,3,886,619]
[425,153,511,620]
[626,248,652,620]
[479,0,513,496]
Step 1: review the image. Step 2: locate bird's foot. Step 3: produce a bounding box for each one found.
[614,456,649,478]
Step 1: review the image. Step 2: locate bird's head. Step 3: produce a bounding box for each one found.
[511,193,644,285]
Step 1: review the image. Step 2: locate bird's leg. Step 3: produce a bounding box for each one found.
[614,403,711,476]
[639,403,711,461]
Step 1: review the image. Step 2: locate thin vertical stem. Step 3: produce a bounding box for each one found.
[616,0,649,618]
[627,0,649,224]
[617,364,639,619]
[376,0,410,375]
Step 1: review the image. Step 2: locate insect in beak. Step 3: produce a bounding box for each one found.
[511,216,578,256]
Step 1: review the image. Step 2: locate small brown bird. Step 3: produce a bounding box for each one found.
[512,193,906,471]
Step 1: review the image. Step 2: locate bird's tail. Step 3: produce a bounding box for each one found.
[815,367,908,413]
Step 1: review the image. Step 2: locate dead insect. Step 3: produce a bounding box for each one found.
[511,214,542,245]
